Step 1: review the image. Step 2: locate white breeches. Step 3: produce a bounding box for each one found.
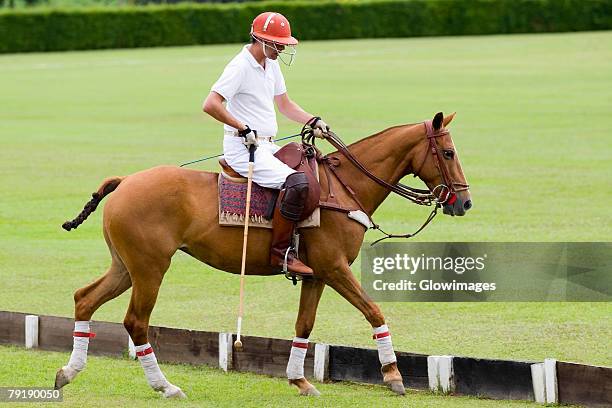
[223,135,295,189]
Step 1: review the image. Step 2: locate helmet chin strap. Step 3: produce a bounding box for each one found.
[262,41,273,59]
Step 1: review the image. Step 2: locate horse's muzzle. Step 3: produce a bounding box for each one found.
[443,194,472,217]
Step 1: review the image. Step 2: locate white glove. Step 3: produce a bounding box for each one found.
[309,117,330,138]
[238,126,258,148]
[314,118,330,132]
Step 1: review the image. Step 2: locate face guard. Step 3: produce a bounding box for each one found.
[252,35,297,66]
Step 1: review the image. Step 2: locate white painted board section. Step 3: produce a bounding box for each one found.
[531,363,546,403]
[25,315,39,349]
[438,356,455,393]
[428,356,440,391]
[128,335,136,359]
[314,343,329,381]
[219,332,233,372]
[544,358,558,403]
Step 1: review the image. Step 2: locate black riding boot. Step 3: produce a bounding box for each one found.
[269,172,313,277]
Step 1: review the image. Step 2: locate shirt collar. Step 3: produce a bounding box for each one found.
[242,45,267,70]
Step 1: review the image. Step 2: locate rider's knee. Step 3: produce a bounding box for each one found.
[280,172,309,221]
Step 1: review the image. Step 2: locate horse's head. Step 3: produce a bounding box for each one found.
[413,112,471,216]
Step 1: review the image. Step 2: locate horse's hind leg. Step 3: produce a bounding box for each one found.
[287,279,325,396]
[55,250,132,389]
[326,264,406,396]
[122,257,185,399]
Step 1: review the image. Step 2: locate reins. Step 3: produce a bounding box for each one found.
[181,121,467,245]
[301,120,467,245]
[309,129,436,206]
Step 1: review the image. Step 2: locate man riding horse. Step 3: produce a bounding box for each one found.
[56,10,473,400]
[203,11,328,278]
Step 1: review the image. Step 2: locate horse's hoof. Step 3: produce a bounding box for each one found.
[300,386,321,397]
[54,369,69,390]
[289,378,321,396]
[386,380,406,395]
[54,366,77,390]
[163,385,187,399]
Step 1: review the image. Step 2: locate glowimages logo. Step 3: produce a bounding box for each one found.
[362,243,611,302]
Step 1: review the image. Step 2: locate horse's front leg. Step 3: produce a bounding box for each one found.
[326,264,406,395]
[287,278,325,396]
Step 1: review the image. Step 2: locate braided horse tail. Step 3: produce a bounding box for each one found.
[62,177,124,231]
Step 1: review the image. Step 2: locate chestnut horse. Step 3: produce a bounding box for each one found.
[55,112,471,398]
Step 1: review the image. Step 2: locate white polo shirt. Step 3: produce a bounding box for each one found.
[211,45,287,136]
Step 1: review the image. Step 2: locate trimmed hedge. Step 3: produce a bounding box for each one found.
[1,0,611,53]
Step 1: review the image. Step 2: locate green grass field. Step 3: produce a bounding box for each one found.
[0,31,610,405]
[0,345,560,407]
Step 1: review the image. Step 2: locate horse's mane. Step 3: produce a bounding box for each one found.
[335,122,422,152]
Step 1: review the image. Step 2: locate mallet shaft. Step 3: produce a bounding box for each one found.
[235,159,254,349]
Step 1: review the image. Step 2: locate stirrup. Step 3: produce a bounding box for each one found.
[283,248,301,286]
[283,232,302,286]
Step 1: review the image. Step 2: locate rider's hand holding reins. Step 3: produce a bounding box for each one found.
[239,125,259,148]
[307,116,330,139]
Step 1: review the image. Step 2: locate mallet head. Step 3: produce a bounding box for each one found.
[233,339,243,352]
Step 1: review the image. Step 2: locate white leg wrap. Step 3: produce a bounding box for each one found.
[286,337,309,380]
[134,343,185,398]
[60,321,92,383]
[373,324,397,366]
[135,343,171,391]
[66,321,91,372]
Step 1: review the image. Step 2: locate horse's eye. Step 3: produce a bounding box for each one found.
[443,149,454,160]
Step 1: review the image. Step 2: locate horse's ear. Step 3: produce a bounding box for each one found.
[433,112,444,130]
[443,112,456,127]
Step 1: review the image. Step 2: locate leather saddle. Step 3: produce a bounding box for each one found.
[218,142,321,221]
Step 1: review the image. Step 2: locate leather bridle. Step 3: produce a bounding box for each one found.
[302,119,470,244]
[413,120,470,206]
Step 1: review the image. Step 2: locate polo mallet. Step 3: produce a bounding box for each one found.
[234,143,256,352]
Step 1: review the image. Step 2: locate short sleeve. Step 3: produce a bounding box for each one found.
[273,62,287,96]
[211,62,244,100]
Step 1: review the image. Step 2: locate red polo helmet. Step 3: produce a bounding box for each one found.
[250,12,298,46]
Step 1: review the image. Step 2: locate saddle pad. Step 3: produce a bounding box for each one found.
[218,172,320,229]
